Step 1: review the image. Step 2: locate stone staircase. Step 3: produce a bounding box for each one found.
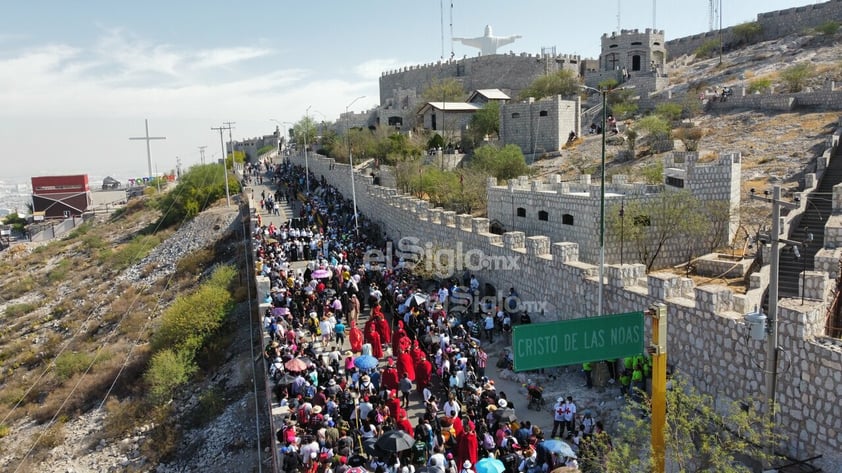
[777,150,842,297]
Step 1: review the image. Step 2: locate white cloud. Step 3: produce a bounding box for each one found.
[191,46,273,69]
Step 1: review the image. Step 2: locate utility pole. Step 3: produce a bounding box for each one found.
[198,146,207,165]
[305,106,311,194]
[211,124,232,207]
[749,185,797,451]
[176,156,182,178]
[224,121,236,180]
[129,119,166,178]
[346,96,366,237]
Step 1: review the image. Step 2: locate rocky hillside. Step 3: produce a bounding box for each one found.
[0,199,265,472]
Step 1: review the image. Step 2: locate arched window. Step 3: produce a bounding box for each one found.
[512,112,521,118]
[516,207,526,217]
[538,210,549,221]
[539,110,548,117]
[562,214,574,225]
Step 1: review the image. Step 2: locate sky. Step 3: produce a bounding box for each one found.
[0,0,821,184]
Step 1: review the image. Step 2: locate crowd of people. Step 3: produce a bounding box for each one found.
[251,160,611,473]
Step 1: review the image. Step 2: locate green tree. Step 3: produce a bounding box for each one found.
[635,115,671,138]
[469,144,530,182]
[519,69,580,100]
[151,266,235,355]
[469,101,501,142]
[607,190,703,271]
[732,21,762,45]
[381,132,423,165]
[145,349,197,405]
[654,102,683,123]
[815,20,840,35]
[226,150,246,169]
[152,164,240,228]
[2,212,27,232]
[420,78,466,103]
[293,116,319,149]
[595,375,780,472]
[747,78,772,94]
[694,39,720,59]
[780,63,814,92]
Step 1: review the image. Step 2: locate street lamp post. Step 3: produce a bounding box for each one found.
[305,106,312,194]
[346,95,366,237]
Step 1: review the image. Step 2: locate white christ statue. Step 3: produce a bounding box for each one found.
[452,25,522,56]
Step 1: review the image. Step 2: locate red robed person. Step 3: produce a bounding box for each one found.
[365,325,383,359]
[414,355,432,394]
[380,359,399,391]
[397,348,416,381]
[348,326,363,353]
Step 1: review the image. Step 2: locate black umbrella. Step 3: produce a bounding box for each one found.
[406,293,428,308]
[363,437,386,458]
[276,373,297,385]
[493,408,517,423]
[375,429,416,452]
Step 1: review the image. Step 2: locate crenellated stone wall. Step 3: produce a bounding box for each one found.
[290,151,842,472]
[665,0,842,60]
[486,152,741,268]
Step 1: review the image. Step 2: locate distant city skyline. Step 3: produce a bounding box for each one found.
[0,0,819,180]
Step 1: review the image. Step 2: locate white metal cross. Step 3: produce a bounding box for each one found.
[129,119,166,178]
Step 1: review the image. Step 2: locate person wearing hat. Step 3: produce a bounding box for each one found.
[460,460,473,473]
[551,397,566,439]
[518,447,538,473]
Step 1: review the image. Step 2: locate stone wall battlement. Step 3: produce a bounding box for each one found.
[666,0,842,59]
[601,28,665,38]
[379,52,583,78]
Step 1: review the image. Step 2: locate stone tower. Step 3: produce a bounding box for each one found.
[586,28,666,87]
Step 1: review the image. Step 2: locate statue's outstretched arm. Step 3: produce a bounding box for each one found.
[453,37,483,49]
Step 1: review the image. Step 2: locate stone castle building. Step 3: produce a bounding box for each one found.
[486,151,741,268]
[498,96,582,160]
[378,52,581,132]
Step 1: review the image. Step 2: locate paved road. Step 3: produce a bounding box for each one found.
[247,161,623,452]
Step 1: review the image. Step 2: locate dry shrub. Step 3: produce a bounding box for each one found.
[139,404,182,464]
[102,397,147,440]
[232,285,250,303]
[175,248,215,278]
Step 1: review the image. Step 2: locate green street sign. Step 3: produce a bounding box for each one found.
[512,312,645,371]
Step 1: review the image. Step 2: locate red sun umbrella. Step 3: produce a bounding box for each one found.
[284,357,310,372]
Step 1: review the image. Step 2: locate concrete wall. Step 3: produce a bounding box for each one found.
[289,150,842,471]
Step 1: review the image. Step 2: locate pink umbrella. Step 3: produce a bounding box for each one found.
[312,268,332,279]
[284,357,310,372]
